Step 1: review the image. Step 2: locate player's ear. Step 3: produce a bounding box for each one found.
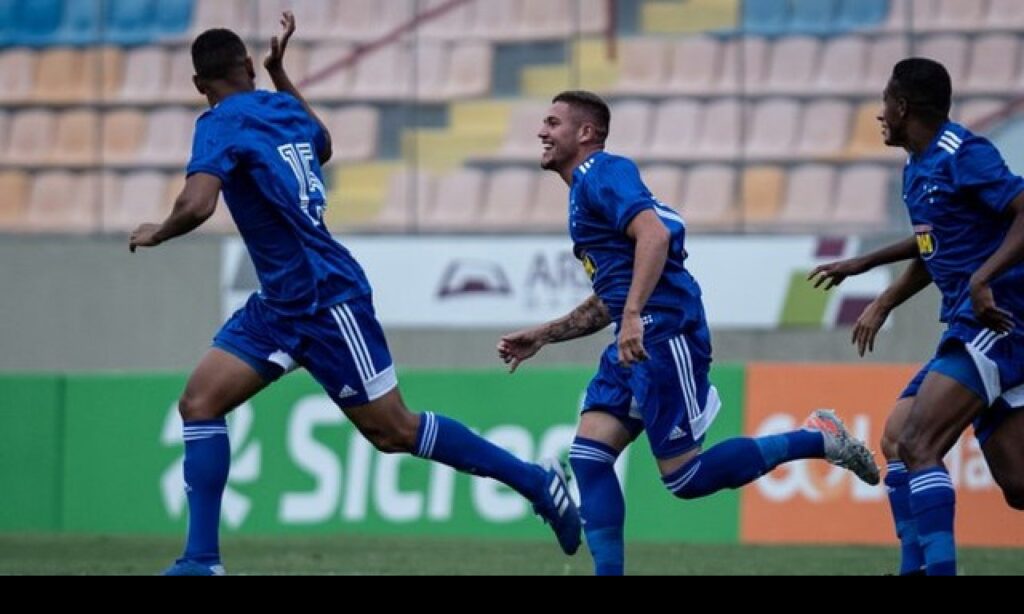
[578,122,595,145]
[192,74,207,96]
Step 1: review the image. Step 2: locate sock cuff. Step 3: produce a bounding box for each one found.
[569,437,619,465]
[415,411,438,459]
[183,419,228,441]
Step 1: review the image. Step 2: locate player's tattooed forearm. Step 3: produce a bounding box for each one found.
[544,295,612,343]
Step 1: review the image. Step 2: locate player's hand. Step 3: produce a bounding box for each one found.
[498,328,545,374]
[808,257,867,290]
[617,313,648,367]
[129,223,163,252]
[851,299,891,357]
[264,11,295,73]
[970,279,1015,334]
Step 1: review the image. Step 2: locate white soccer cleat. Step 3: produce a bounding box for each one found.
[804,409,880,485]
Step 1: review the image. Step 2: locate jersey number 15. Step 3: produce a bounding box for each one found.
[278,142,326,225]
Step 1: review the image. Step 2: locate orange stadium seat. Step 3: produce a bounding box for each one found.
[101,109,147,166]
[0,49,35,104]
[49,109,99,167]
[0,170,30,230]
[740,165,785,226]
[25,171,98,233]
[6,110,56,165]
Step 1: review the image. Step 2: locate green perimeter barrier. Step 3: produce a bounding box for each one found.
[1,366,743,543]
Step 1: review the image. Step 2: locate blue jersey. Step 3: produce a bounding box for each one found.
[568,152,704,338]
[903,122,1024,324]
[187,90,371,316]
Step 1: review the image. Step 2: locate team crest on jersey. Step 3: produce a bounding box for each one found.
[914,224,937,260]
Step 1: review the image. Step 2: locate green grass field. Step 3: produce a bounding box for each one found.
[2,534,1022,575]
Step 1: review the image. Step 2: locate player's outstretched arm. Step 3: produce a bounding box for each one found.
[129,173,221,252]
[970,194,1024,333]
[498,294,611,373]
[808,235,919,290]
[852,257,932,356]
[263,11,333,164]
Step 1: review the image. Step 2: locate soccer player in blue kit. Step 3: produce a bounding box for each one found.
[810,58,1024,576]
[130,13,580,575]
[497,91,881,576]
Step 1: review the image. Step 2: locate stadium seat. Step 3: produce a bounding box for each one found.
[815,35,867,95]
[862,35,909,94]
[419,0,475,40]
[789,0,839,35]
[605,100,652,159]
[832,165,892,227]
[956,98,1006,128]
[328,0,380,42]
[847,102,903,160]
[579,0,612,34]
[520,0,573,39]
[102,171,169,232]
[118,46,168,102]
[473,0,523,41]
[740,165,785,226]
[479,167,536,230]
[153,0,193,40]
[742,0,789,35]
[0,110,8,155]
[916,35,969,86]
[835,0,890,31]
[764,36,820,94]
[33,48,99,103]
[50,109,99,167]
[190,0,252,38]
[366,168,432,232]
[985,0,1024,30]
[965,34,1018,94]
[442,42,493,100]
[665,36,720,95]
[376,0,416,36]
[778,164,836,225]
[648,99,701,160]
[164,46,204,103]
[640,165,685,208]
[325,105,379,162]
[56,0,101,45]
[613,38,670,95]
[138,107,193,166]
[695,98,741,160]
[105,0,154,45]
[0,0,16,46]
[352,45,412,100]
[14,0,62,47]
[931,0,987,32]
[25,171,99,233]
[680,165,737,229]
[97,46,122,101]
[745,98,800,160]
[101,109,147,166]
[0,49,36,104]
[305,43,354,101]
[0,169,29,229]
[740,37,770,93]
[489,100,547,160]
[797,99,852,159]
[528,171,570,230]
[5,110,56,165]
[422,168,485,230]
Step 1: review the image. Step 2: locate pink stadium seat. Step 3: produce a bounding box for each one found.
[33,48,98,103]
[190,0,253,38]
[305,43,355,102]
[665,36,721,95]
[0,49,36,104]
[680,165,737,229]
[138,108,194,166]
[916,35,969,86]
[815,36,868,95]
[102,171,170,232]
[964,34,1018,94]
[473,0,523,41]
[745,98,801,160]
[422,168,486,230]
[862,36,910,94]
[985,0,1024,30]
[528,171,570,230]
[329,0,380,41]
[778,164,836,225]
[955,98,1006,128]
[364,168,432,232]
[25,171,99,233]
[797,99,853,159]
[412,40,449,101]
[648,99,701,160]
[694,98,741,160]
[324,105,379,162]
[605,100,653,159]
[479,167,537,230]
[520,0,573,39]
[492,100,548,160]
[832,165,891,227]
[164,47,204,104]
[931,0,988,32]
[614,38,670,95]
[419,0,476,40]
[6,110,56,165]
[442,42,493,99]
[764,36,821,94]
[352,45,413,100]
[50,109,99,167]
[101,109,147,166]
[640,165,685,208]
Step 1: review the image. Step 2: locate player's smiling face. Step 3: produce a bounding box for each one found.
[539,102,579,171]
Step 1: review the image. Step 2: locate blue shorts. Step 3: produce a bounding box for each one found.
[900,323,1024,446]
[214,293,398,408]
[582,317,722,460]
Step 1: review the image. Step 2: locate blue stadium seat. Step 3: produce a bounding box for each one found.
[742,0,789,35]
[55,0,101,46]
[0,0,17,46]
[15,0,63,47]
[789,0,839,34]
[835,0,889,31]
[105,0,155,45]
[153,0,193,39]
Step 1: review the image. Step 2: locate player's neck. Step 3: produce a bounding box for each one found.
[205,81,256,107]
[561,146,603,185]
[907,118,948,156]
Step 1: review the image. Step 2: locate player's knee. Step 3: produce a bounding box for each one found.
[361,411,419,454]
[880,431,901,462]
[177,393,220,422]
[896,434,930,467]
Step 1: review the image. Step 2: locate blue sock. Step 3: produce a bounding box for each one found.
[569,438,624,576]
[414,412,545,500]
[663,430,823,499]
[181,419,229,565]
[909,466,957,576]
[885,461,925,575]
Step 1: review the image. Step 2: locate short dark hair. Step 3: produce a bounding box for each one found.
[553,90,610,143]
[890,58,952,121]
[192,28,248,80]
